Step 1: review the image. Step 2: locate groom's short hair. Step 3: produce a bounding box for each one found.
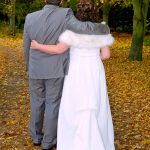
[45,0,61,5]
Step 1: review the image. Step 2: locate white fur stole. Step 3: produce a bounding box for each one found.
[59,30,114,48]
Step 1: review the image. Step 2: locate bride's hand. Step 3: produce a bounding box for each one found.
[100,46,110,60]
[30,40,40,49]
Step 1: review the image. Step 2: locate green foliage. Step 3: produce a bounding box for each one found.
[109,5,133,32]
[15,2,28,28]
[0,0,149,33]
[0,0,44,25]
[0,2,6,15]
[109,0,132,7]
[144,37,150,45]
[0,22,9,36]
[145,20,150,34]
[68,0,77,11]
[61,0,68,8]
[0,0,11,17]
[29,0,44,12]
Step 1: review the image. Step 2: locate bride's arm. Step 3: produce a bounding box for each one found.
[100,46,110,60]
[30,40,70,54]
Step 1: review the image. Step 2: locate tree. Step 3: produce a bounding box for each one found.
[76,0,100,22]
[129,0,149,61]
[9,0,16,35]
[101,0,111,23]
[100,0,131,23]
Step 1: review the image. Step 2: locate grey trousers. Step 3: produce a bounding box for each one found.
[29,78,64,149]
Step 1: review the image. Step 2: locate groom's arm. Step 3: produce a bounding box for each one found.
[23,15,31,71]
[65,8,110,35]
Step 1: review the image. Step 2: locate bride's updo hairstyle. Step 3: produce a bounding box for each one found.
[76,0,100,22]
[45,0,61,6]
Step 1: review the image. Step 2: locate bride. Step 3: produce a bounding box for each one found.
[30,28,115,150]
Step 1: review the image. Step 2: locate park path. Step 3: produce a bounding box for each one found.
[0,36,150,150]
[0,45,41,150]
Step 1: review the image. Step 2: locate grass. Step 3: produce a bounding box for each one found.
[144,36,150,45]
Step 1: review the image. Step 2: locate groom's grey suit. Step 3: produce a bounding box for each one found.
[23,4,109,149]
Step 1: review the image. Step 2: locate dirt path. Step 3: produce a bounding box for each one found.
[0,45,41,150]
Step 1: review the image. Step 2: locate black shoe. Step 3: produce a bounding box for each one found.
[33,142,41,146]
[42,144,56,150]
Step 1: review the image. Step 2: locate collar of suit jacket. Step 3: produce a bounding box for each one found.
[43,4,59,10]
[59,30,114,49]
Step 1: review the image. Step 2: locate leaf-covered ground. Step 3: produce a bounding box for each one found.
[0,33,150,150]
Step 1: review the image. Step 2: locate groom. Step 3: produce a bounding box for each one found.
[23,0,110,149]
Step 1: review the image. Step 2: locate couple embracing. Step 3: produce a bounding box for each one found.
[23,0,115,150]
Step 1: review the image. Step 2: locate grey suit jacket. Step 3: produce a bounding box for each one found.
[23,5,110,79]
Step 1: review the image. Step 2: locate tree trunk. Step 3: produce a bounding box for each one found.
[102,0,110,23]
[129,0,149,61]
[9,0,16,35]
[76,0,100,22]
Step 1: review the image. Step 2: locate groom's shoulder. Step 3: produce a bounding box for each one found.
[58,7,73,14]
[26,10,42,19]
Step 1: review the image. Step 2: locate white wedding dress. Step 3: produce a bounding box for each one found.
[57,30,115,150]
